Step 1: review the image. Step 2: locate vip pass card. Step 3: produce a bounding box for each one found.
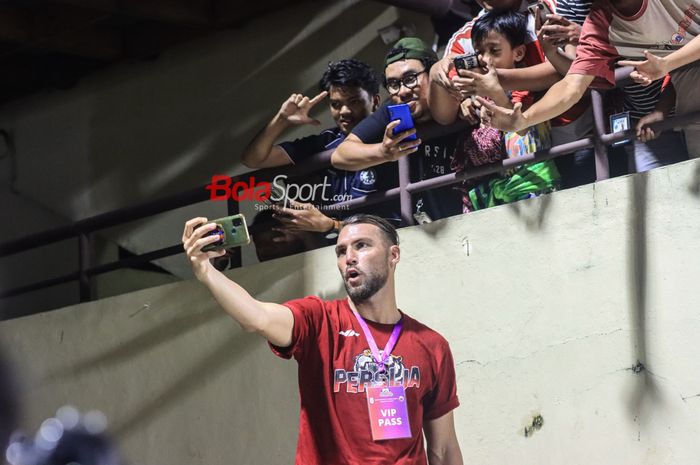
[366,385,411,441]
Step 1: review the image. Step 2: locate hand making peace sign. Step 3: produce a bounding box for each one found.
[278,90,329,126]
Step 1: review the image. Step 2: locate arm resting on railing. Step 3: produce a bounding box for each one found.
[331,125,419,171]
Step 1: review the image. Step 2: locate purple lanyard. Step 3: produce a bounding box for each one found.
[352,309,403,373]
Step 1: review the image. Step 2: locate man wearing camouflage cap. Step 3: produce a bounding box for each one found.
[332,38,463,223]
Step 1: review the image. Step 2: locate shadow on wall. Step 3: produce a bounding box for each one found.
[505,190,553,232]
[111,331,259,438]
[41,305,223,383]
[625,173,663,421]
[689,160,700,196]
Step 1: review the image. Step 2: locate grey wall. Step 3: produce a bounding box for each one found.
[1,159,700,465]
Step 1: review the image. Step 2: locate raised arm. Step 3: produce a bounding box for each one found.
[538,13,582,76]
[424,411,463,465]
[241,91,328,169]
[182,217,294,347]
[429,56,463,125]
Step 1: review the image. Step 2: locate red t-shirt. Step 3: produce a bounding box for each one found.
[568,1,625,88]
[270,296,460,465]
[569,0,700,88]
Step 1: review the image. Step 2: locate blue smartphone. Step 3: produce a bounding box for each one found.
[387,103,418,141]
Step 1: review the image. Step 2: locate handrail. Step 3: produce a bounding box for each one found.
[1,65,697,306]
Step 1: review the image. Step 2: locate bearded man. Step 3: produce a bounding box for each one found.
[182,214,463,465]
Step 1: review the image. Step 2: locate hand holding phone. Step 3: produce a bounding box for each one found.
[195,214,251,252]
[387,103,418,141]
[453,53,480,72]
[529,1,554,30]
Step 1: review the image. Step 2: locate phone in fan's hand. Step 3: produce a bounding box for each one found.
[195,214,251,252]
[453,53,480,71]
[610,112,632,147]
[529,1,554,27]
[387,103,418,141]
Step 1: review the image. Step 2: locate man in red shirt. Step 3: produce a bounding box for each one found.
[182,214,463,465]
[477,0,700,159]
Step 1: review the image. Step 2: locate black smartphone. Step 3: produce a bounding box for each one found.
[610,112,632,146]
[387,103,418,141]
[453,53,479,71]
[196,214,251,252]
[529,1,553,26]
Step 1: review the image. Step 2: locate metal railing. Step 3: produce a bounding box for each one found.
[1,68,698,305]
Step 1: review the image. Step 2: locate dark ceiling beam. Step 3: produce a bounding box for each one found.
[214,0,301,27]
[371,0,454,17]
[0,4,122,60]
[122,22,206,60]
[49,0,214,26]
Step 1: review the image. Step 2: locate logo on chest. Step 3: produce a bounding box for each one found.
[333,349,421,394]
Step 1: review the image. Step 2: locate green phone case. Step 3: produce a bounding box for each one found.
[200,214,251,252]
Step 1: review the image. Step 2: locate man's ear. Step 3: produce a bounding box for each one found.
[389,244,400,267]
[372,94,381,111]
[513,44,526,64]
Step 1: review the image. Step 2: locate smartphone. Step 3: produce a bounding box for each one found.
[453,53,479,71]
[196,214,251,252]
[609,112,632,146]
[387,103,418,141]
[529,1,553,26]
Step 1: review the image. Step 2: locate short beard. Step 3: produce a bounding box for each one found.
[345,268,388,304]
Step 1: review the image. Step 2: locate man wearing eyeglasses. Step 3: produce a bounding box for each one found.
[332,38,463,223]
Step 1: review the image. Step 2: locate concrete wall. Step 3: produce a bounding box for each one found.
[1,159,699,465]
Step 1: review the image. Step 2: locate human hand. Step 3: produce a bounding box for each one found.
[618,51,669,86]
[539,14,582,45]
[278,91,328,125]
[182,217,227,281]
[273,200,335,233]
[476,97,527,132]
[451,63,486,98]
[459,97,481,125]
[460,63,502,100]
[636,110,664,142]
[430,55,463,101]
[380,120,422,161]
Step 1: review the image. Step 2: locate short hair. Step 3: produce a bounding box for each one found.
[471,10,529,49]
[319,59,380,96]
[340,214,399,246]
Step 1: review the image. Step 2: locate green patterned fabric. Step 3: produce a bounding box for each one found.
[467,160,560,210]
